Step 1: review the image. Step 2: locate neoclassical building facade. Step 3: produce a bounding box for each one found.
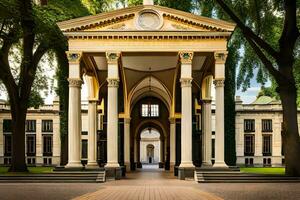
[57,1,235,178]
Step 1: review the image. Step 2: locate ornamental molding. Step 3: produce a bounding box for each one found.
[106,52,121,64]
[213,79,225,87]
[169,117,176,124]
[179,52,194,64]
[214,51,228,64]
[68,78,83,88]
[124,118,131,124]
[107,78,120,87]
[66,51,82,63]
[136,9,163,30]
[180,78,193,87]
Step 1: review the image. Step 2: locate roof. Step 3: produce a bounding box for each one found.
[251,96,280,105]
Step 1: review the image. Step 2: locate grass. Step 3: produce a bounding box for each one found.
[240,167,285,175]
[0,167,54,175]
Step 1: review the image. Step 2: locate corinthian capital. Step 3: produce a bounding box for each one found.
[106,52,121,64]
[180,78,193,87]
[213,79,225,87]
[214,51,228,64]
[68,78,83,88]
[107,78,120,87]
[66,51,82,63]
[179,52,194,64]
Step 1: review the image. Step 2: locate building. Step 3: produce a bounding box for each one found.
[57,0,235,179]
[235,95,300,167]
[0,99,61,166]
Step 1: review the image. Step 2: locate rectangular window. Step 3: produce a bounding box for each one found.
[43,135,53,156]
[81,131,88,135]
[262,119,272,132]
[244,134,255,156]
[3,119,12,132]
[4,134,12,156]
[262,135,272,156]
[81,139,88,159]
[26,135,36,156]
[244,119,255,132]
[42,120,53,132]
[141,104,159,117]
[26,120,36,132]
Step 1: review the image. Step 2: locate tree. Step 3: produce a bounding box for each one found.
[215,0,300,176]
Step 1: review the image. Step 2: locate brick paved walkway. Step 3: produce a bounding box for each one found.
[73,169,223,200]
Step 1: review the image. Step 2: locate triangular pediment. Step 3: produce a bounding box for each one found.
[57,5,235,33]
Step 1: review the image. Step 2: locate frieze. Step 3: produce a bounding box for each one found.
[68,78,83,88]
[106,52,121,64]
[214,51,228,64]
[66,51,82,63]
[213,79,225,87]
[107,78,120,87]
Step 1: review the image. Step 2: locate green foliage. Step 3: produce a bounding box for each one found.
[27,90,44,109]
[158,0,193,12]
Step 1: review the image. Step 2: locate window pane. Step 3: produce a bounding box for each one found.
[26,135,36,155]
[82,140,88,159]
[26,120,36,132]
[42,120,53,132]
[3,120,12,132]
[244,134,254,156]
[262,119,272,132]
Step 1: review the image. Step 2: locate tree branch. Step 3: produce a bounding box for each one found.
[215,0,279,60]
[246,37,283,83]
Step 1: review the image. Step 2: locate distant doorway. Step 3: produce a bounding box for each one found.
[147,144,155,163]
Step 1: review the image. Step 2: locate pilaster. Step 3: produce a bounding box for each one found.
[124,117,131,171]
[87,99,98,168]
[201,99,213,167]
[169,117,176,171]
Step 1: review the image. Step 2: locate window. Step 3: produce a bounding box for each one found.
[141,104,159,117]
[263,158,271,166]
[26,135,36,156]
[262,135,272,156]
[212,138,215,159]
[245,158,254,166]
[43,158,52,165]
[43,135,52,156]
[244,134,255,156]
[26,120,36,132]
[262,119,272,132]
[4,134,12,156]
[81,139,88,159]
[42,120,53,132]
[81,131,88,135]
[244,119,255,132]
[3,119,12,132]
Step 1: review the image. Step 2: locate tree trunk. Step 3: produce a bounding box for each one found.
[278,77,300,176]
[9,101,28,172]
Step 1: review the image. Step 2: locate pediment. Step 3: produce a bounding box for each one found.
[58,5,235,33]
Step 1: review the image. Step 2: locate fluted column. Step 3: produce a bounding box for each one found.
[169,118,176,170]
[202,99,212,167]
[87,99,98,167]
[179,52,195,169]
[105,52,120,168]
[213,51,228,168]
[66,52,83,168]
[124,118,131,171]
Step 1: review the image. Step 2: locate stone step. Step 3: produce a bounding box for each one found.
[0,171,106,183]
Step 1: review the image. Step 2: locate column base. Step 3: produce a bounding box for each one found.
[201,161,213,168]
[124,162,131,172]
[213,161,228,168]
[86,162,99,169]
[65,161,83,169]
[178,167,195,180]
[105,167,122,180]
[105,162,120,168]
[170,162,175,172]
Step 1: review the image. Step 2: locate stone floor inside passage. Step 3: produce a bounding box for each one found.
[0,166,299,200]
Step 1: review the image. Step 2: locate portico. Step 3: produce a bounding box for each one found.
[58,3,235,179]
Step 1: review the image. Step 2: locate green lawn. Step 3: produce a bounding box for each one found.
[240,167,285,175]
[0,167,54,175]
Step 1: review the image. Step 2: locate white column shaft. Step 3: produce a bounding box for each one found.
[87,101,98,166]
[202,101,212,166]
[106,80,119,167]
[67,79,82,167]
[124,119,131,166]
[170,121,176,166]
[214,80,227,167]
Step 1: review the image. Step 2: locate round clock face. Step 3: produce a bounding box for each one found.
[137,11,162,30]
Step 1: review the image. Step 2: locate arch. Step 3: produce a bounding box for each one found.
[127,76,172,115]
[134,119,167,140]
[85,75,100,100]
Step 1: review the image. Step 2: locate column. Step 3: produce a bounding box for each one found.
[87,99,98,167]
[134,137,138,166]
[124,118,131,171]
[213,51,228,168]
[169,118,176,170]
[202,99,212,167]
[66,52,83,168]
[105,52,121,168]
[179,52,195,169]
[159,139,163,167]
